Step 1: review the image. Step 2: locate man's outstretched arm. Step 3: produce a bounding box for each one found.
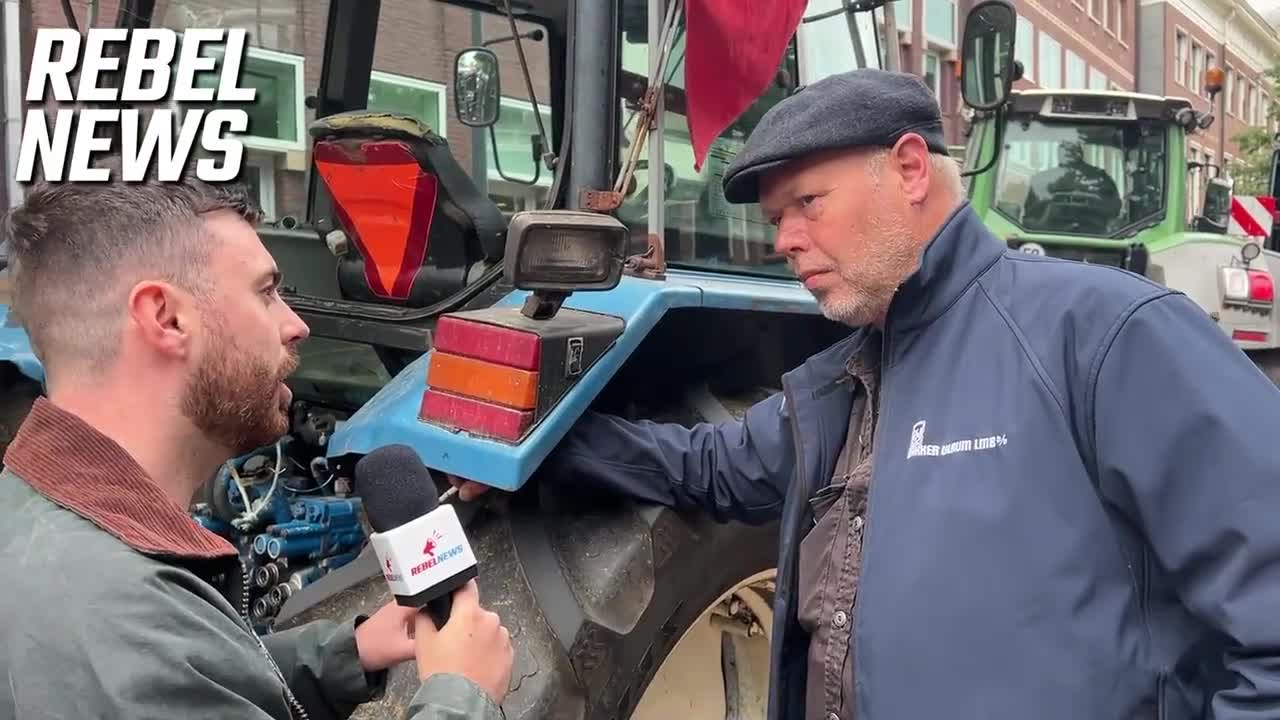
[458,392,797,525]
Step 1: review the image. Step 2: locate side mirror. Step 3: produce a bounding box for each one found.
[1268,148,1280,199]
[960,0,1018,111]
[1199,176,1234,233]
[454,48,501,127]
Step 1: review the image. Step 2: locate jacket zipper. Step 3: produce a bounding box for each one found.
[239,561,312,720]
[782,381,807,519]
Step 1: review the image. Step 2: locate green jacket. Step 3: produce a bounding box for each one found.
[0,398,502,720]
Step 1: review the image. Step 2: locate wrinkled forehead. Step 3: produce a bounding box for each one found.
[757,148,873,211]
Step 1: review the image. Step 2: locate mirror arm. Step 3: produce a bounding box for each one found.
[488,124,542,187]
[961,106,1005,178]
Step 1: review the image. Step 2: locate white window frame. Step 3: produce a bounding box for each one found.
[1191,43,1203,94]
[1065,50,1086,89]
[368,70,449,137]
[923,50,943,95]
[172,34,308,153]
[244,152,278,221]
[1089,67,1108,90]
[1016,16,1036,84]
[923,0,957,48]
[1174,30,1187,86]
[237,45,307,153]
[1038,33,1062,89]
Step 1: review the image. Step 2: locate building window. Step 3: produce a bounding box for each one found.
[1225,68,1235,115]
[1203,52,1215,99]
[180,36,307,152]
[1038,33,1062,89]
[1066,51,1086,89]
[486,97,553,187]
[924,0,956,46]
[923,51,942,95]
[1174,31,1186,86]
[1016,16,1035,83]
[1089,67,1108,90]
[366,72,448,134]
[242,154,278,221]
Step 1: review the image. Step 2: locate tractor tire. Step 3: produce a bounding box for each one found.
[275,385,782,720]
[0,367,40,466]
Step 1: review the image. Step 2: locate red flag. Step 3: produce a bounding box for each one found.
[683,0,808,171]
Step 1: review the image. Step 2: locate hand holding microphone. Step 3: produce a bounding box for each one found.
[355,445,513,703]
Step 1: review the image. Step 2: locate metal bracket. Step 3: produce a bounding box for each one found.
[625,233,667,280]
[578,189,624,212]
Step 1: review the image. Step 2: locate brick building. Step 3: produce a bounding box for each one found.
[1136,0,1280,203]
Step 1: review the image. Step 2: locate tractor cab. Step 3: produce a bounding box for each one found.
[956,9,1229,270]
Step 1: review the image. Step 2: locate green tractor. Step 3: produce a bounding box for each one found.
[958,1,1280,382]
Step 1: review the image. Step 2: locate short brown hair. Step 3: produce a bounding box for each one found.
[1,155,262,376]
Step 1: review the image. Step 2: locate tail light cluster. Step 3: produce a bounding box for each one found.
[1220,266,1275,308]
[419,307,624,443]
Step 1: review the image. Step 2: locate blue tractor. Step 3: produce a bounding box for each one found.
[0,0,996,716]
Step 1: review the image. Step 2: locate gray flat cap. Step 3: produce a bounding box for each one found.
[722,68,949,204]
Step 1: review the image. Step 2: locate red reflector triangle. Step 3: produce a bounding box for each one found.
[314,140,437,300]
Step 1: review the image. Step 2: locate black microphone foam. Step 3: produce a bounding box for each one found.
[355,444,475,629]
[355,444,438,533]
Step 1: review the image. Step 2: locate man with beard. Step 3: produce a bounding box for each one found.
[452,69,1280,719]
[0,158,512,720]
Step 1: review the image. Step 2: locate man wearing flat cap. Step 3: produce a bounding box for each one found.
[454,68,1280,719]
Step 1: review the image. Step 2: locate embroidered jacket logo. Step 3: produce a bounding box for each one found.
[907,420,1008,459]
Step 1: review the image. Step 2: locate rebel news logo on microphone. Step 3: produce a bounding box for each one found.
[15,27,254,183]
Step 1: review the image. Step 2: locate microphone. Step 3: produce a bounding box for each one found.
[355,444,479,629]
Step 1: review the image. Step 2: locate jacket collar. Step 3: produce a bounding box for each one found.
[786,200,1005,396]
[4,397,238,561]
[887,200,1006,334]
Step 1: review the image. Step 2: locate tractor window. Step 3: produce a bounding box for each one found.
[369,4,554,214]
[155,0,334,226]
[616,2,800,279]
[155,1,553,225]
[992,117,1167,238]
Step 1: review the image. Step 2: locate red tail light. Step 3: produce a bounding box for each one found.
[1233,329,1269,343]
[433,316,540,370]
[313,140,437,300]
[420,317,542,442]
[1248,270,1274,303]
[419,307,624,443]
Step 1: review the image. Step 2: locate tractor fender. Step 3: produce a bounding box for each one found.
[325,269,818,493]
[0,306,44,386]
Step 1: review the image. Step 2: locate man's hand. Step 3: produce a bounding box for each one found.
[414,580,514,703]
[448,474,497,502]
[354,601,420,673]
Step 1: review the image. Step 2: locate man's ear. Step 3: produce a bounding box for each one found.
[889,133,932,206]
[127,281,197,359]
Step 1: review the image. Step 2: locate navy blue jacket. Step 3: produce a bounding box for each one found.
[547,202,1280,719]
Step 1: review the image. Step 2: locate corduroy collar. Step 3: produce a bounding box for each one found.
[4,397,237,561]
